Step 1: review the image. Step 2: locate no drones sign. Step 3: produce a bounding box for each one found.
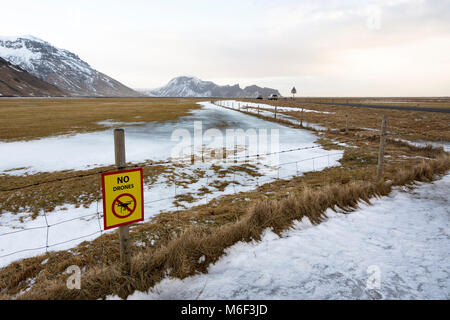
[101,168,144,230]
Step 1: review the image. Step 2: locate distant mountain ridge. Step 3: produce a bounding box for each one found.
[0,57,67,97]
[141,76,281,98]
[0,36,141,97]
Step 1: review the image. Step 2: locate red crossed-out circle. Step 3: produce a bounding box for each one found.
[112,193,137,219]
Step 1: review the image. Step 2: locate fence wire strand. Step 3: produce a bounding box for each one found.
[0,102,403,261]
[0,150,346,260]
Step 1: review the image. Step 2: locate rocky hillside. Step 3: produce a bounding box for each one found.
[142,76,281,98]
[0,57,67,97]
[0,36,141,97]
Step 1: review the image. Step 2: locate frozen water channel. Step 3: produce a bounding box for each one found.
[1,102,334,175]
[0,102,343,266]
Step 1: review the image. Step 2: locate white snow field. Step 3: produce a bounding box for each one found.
[0,102,343,266]
[118,174,450,300]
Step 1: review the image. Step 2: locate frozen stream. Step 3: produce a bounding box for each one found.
[1,102,330,175]
[0,102,343,266]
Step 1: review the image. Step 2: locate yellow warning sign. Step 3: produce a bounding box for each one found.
[101,168,144,230]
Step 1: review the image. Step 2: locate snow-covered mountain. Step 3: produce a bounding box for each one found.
[0,57,67,97]
[141,76,281,98]
[0,36,141,97]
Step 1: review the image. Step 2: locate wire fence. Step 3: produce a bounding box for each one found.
[0,135,367,193]
[214,100,437,139]
[0,100,415,262]
[0,148,345,260]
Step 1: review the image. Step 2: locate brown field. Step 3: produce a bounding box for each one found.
[290,97,450,109]
[0,97,202,142]
[0,96,449,299]
[234,97,450,142]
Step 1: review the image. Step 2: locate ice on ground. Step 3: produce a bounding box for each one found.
[0,102,343,266]
[215,100,334,114]
[0,102,333,175]
[121,174,450,300]
[216,101,449,151]
[395,139,450,152]
[96,120,146,127]
[357,128,449,152]
[214,100,328,131]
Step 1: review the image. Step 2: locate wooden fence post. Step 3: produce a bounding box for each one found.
[345,114,349,134]
[300,108,304,127]
[377,115,388,180]
[201,144,205,162]
[114,128,131,276]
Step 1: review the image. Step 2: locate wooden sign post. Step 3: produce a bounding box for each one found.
[100,129,144,276]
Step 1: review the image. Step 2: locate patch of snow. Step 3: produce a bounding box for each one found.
[120,174,450,300]
[0,43,42,70]
[216,100,334,114]
[96,120,146,127]
[0,102,337,175]
[395,139,450,152]
[0,102,343,266]
[215,100,328,131]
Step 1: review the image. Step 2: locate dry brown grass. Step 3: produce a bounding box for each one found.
[277,97,450,109]
[1,154,447,300]
[1,97,449,299]
[0,159,264,219]
[0,162,173,218]
[232,97,450,142]
[0,97,201,142]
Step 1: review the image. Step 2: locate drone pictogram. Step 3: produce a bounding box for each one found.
[116,200,133,213]
[112,193,136,219]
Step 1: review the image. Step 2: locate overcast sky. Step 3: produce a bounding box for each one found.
[1,0,449,96]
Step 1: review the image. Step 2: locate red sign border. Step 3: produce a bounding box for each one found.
[101,167,144,230]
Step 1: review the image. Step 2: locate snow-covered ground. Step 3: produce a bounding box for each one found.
[395,139,450,152]
[215,100,328,131]
[119,174,450,300]
[0,102,343,266]
[0,102,332,175]
[215,100,334,114]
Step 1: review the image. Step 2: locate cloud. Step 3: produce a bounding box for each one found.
[1,0,449,95]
